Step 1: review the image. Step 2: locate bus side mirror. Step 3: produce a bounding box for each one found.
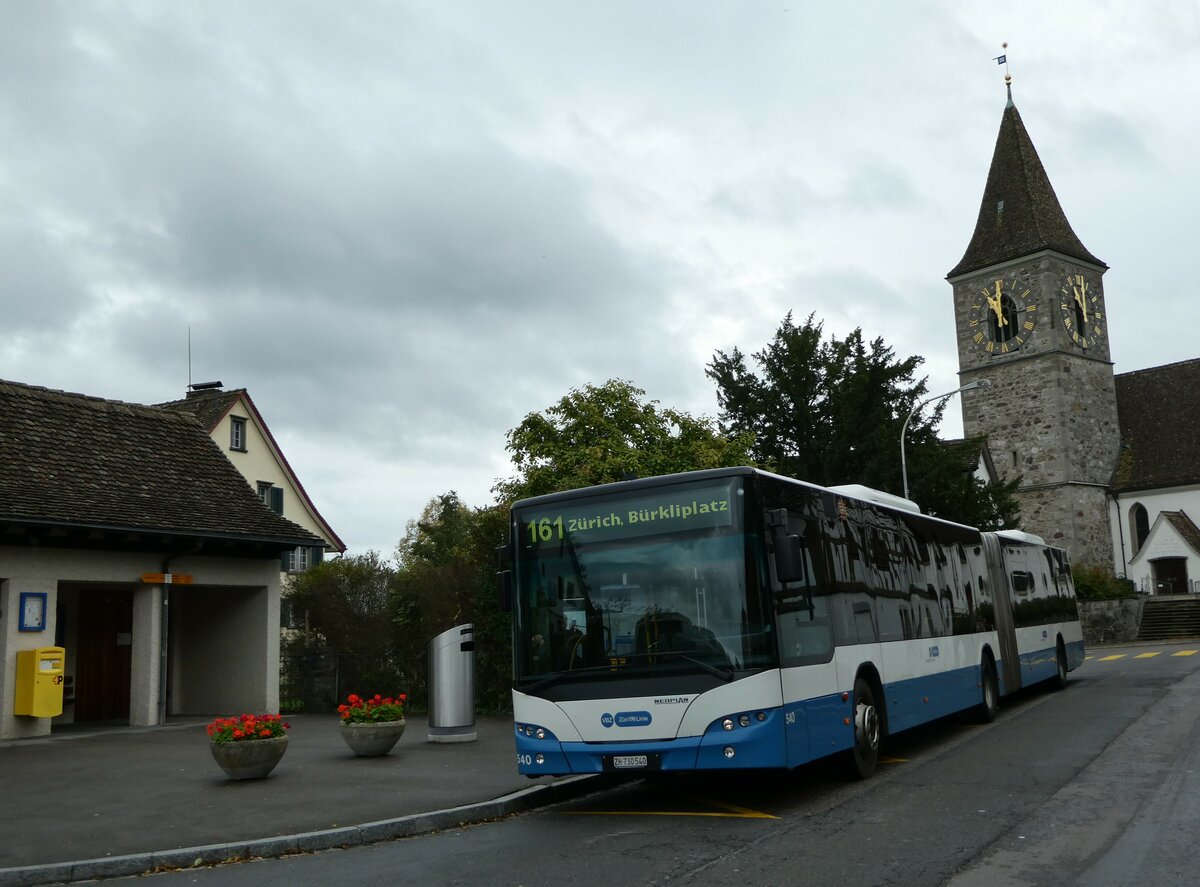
[774,535,807,584]
[765,507,807,585]
[495,544,513,611]
[497,570,513,612]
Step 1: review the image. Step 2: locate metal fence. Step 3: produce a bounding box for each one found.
[280,651,420,714]
[1136,576,1200,595]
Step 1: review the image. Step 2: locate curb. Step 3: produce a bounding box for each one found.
[0,774,607,886]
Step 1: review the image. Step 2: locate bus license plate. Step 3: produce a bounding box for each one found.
[606,753,659,771]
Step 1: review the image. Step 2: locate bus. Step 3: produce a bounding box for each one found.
[499,467,1084,779]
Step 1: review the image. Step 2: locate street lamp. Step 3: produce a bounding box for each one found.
[901,379,991,501]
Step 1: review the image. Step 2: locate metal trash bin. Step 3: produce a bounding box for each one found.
[427,623,476,743]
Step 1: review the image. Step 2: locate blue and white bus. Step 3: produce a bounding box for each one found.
[501,467,1084,778]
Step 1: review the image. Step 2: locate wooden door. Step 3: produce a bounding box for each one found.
[1153,558,1188,595]
[74,590,133,722]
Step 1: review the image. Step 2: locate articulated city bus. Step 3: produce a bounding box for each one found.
[499,467,1084,778]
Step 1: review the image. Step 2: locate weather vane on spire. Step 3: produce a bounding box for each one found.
[994,42,1011,82]
[994,42,1013,105]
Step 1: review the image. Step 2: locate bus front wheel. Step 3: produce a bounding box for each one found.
[845,676,880,780]
[975,656,999,723]
[1051,639,1068,690]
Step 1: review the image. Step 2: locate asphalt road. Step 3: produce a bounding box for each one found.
[121,643,1200,887]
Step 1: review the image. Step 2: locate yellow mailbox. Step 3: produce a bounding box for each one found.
[14,646,66,717]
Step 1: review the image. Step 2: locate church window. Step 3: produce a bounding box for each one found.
[1130,503,1150,555]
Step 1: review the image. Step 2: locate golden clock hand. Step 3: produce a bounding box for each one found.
[989,281,1007,327]
[1071,284,1089,323]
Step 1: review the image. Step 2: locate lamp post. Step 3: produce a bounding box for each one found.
[901,379,991,501]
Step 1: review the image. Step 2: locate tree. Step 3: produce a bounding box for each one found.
[707,312,1019,529]
[286,551,395,653]
[391,493,513,712]
[495,379,754,503]
[283,551,402,704]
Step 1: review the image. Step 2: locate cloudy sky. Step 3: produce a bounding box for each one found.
[3,1,1197,556]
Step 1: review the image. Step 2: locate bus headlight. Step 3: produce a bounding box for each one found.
[738,715,751,727]
[722,718,735,731]
[535,728,546,740]
[723,746,736,759]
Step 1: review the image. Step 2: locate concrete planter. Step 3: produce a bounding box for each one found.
[339,719,406,757]
[209,735,288,780]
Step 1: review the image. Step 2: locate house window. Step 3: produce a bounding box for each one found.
[258,482,284,515]
[230,416,248,451]
[282,545,323,573]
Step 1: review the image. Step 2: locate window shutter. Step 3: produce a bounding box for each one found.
[311,546,324,567]
[270,486,284,514]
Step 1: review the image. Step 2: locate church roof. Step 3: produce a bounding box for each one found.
[0,379,322,551]
[1130,510,1200,565]
[1163,512,1200,556]
[947,92,1105,279]
[1112,358,1200,493]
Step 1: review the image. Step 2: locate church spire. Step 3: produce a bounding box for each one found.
[947,81,1104,279]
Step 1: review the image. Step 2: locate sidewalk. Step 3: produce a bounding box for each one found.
[0,714,601,886]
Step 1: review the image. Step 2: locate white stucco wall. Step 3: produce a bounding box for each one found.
[215,400,334,546]
[0,546,281,741]
[1109,483,1200,592]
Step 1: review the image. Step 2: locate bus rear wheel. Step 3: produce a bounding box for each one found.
[845,676,880,780]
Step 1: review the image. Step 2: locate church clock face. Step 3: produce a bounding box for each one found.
[967,268,1039,354]
[1059,269,1104,350]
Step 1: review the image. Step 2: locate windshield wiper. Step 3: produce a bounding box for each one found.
[521,665,623,694]
[520,651,736,693]
[621,651,735,682]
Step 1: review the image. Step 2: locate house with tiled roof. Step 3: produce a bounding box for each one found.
[1108,360,1200,594]
[158,383,346,579]
[0,379,323,740]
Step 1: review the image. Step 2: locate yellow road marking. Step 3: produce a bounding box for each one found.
[1134,652,1161,659]
[1173,650,1199,657]
[880,757,908,764]
[564,799,778,820]
[1098,654,1127,661]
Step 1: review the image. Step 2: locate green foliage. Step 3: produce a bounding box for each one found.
[1072,566,1137,600]
[707,312,1020,530]
[495,379,754,503]
[391,493,513,713]
[285,552,396,655]
[284,552,404,701]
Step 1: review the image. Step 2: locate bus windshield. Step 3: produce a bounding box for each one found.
[512,477,775,689]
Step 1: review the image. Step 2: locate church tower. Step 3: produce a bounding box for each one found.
[948,80,1120,568]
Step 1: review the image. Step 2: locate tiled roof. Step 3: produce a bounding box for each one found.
[159,388,347,553]
[0,379,322,546]
[1162,511,1200,557]
[1112,359,1200,492]
[947,96,1104,279]
[157,389,243,432]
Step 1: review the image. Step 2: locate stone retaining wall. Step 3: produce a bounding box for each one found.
[1078,598,1144,646]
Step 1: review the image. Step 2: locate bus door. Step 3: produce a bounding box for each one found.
[981,533,1021,694]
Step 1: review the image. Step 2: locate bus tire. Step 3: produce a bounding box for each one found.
[1051,638,1068,690]
[975,655,999,723]
[844,676,881,780]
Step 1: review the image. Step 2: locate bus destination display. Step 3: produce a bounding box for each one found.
[519,482,738,547]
